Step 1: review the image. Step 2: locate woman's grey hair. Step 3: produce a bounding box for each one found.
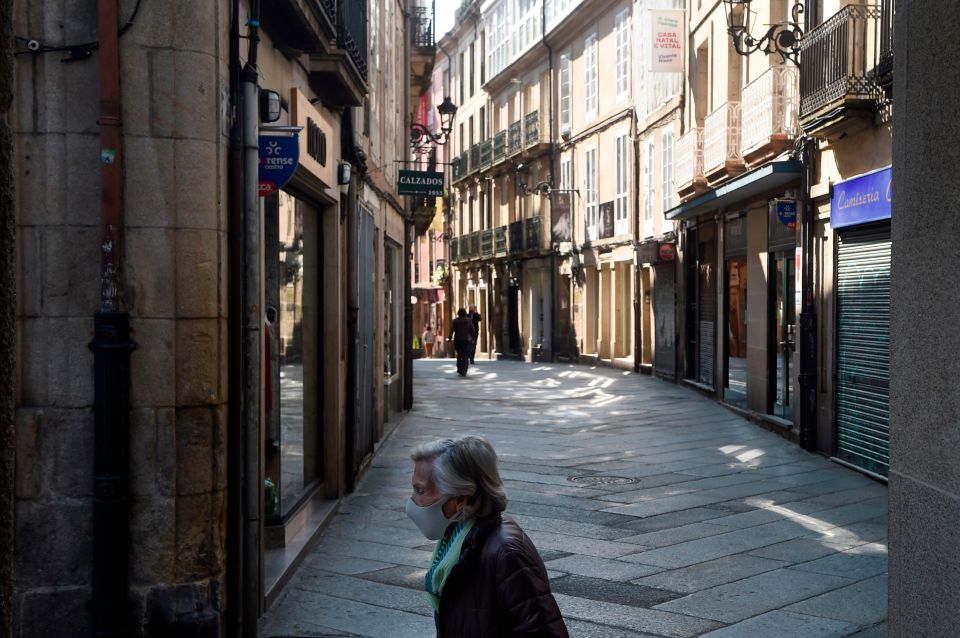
[411,435,508,518]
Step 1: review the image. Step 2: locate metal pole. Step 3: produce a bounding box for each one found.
[241,1,263,632]
[91,1,133,636]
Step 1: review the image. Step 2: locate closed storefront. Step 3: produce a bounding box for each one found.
[831,167,892,477]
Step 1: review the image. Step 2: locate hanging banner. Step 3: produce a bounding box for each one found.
[258,135,299,196]
[649,9,685,73]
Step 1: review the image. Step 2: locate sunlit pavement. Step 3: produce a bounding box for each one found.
[260,359,888,638]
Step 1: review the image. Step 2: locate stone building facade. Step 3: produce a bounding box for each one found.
[8,0,422,635]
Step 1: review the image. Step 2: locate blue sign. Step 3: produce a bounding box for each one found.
[258,135,299,196]
[775,199,797,229]
[831,166,892,229]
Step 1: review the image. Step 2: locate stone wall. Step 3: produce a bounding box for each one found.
[12,1,229,635]
[889,1,960,636]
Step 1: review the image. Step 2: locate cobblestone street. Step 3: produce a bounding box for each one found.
[261,360,888,638]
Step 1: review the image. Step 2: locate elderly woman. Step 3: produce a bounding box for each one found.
[405,435,569,638]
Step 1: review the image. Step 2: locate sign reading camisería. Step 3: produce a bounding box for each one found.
[397,170,444,197]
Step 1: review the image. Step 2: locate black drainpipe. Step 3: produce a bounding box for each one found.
[90,0,134,636]
[542,3,556,362]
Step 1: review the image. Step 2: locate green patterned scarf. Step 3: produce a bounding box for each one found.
[424,518,476,611]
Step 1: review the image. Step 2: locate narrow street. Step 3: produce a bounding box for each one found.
[261,360,888,638]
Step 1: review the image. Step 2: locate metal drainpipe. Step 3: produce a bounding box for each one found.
[241,0,262,632]
[542,2,556,363]
[90,0,134,636]
[225,0,244,633]
[403,0,414,410]
[633,112,641,373]
[798,6,818,451]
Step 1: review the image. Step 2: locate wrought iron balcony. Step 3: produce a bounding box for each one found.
[675,128,704,196]
[799,4,885,120]
[493,131,507,164]
[480,139,493,169]
[481,229,494,257]
[469,231,481,257]
[470,144,481,174]
[452,152,467,182]
[450,236,459,261]
[877,0,895,79]
[525,216,542,251]
[337,0,368,80]
[494,226,507,254]
[524,111,541,148]
[508,220,523,254]
[459,236,469,260]
[410,4,434,47]
[702,102,743,179]
[740,65,799,162]
[507,121,523,156]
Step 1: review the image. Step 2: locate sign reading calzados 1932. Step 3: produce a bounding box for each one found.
[398,170,444,197]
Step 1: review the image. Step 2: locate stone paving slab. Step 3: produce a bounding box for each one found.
[260,360,888,638]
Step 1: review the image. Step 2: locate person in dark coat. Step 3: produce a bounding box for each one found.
[468,304,482,364]
[405,436,569,638]
[451,308,474,367]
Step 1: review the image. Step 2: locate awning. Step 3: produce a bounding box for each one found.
[665,161,803,221]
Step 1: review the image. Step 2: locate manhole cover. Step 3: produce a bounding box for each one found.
[568,475,638,486]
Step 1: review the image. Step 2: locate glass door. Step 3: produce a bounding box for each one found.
[770,252,795,420]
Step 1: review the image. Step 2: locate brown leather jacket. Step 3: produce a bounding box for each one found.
[435,514,569,638]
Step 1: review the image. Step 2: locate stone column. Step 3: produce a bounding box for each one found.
[889,2,960,635]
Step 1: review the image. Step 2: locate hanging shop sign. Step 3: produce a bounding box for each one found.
[637,241,676,264]
[398,170,445,197]
[551,192,572,243]
[258,135,299,196]
[773,199,798,229]
[648,9,685,73]
[290,88,336,189]
[831,166,892,229]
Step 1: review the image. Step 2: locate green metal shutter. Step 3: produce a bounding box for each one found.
[835,225,891,476]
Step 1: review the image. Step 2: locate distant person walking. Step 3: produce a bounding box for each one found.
[468,304,482,364]
[423,325,436,358]
[405,435,569,638]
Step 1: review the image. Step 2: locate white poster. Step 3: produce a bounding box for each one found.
[648,9,685,73]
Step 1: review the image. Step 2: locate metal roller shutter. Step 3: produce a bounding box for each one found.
[835,225,891,476]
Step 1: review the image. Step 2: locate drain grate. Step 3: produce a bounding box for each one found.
[568,475,639,486]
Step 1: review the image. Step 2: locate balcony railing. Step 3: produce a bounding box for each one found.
[410,4,434,47]
[493,131,507,164]
[452,152,467,182]
[317,0,336,27]
[877,0,895,78]
[469,231,481,257]
[480,139,493,169]
[675,128,704,193]
[507,121,523,156]
[740,65,799,158]
[799,4,884,118]
[524,110,541,147]
[494,226,507,254]
[702,102,742,175]
[337,0,368,80]
[481,229,494,257]
[450,236,459,261]
[458,236,469,260]
[508,220,523,254]
[525,216,542,251]
[470,144,481,173]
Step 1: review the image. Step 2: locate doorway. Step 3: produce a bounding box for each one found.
[723,216,747,408]
[769,251,795,420]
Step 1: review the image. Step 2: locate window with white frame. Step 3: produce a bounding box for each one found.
[585,146,597,240]
[644,139,655,223]
[615,132,629,236]
[559,52,571,133]
[561,155,572,191]
[661,130,675,214]
[584,33,597,122]
[615,9,630,103]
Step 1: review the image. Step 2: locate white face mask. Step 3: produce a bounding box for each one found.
[405,496,462,540]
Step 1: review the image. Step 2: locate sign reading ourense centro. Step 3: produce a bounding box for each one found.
[398,170,444,197]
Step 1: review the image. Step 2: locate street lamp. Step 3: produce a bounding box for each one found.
[723,0,804,65]
[410,95,458,147]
